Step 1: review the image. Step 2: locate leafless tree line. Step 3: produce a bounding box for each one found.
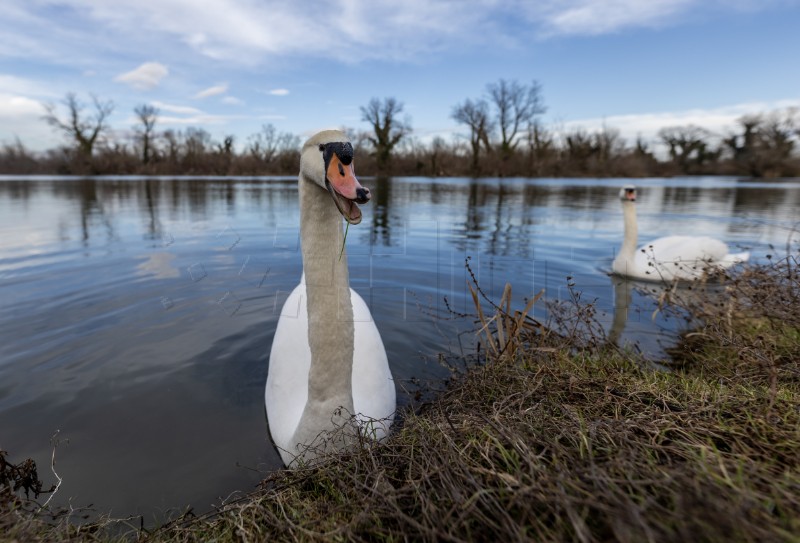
[2,84,799,177]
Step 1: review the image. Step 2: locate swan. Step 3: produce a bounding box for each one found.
[265,130,395,467]
[612,185,749,281]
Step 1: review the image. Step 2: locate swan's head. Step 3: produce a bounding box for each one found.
[300,129,370,225]
[619,185,637,202]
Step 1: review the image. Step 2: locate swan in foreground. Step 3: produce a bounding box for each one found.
[265,130,395,466]
[612,185,749,281]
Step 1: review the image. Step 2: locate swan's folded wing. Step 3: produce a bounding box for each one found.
[643,235,730,265]
[266,284,311,454]
[350,288,395,439]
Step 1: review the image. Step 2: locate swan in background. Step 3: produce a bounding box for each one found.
[612,185,749,281]
[265,130,395,467]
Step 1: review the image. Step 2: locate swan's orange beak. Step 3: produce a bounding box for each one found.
[325,152,370,225]
[623,188,636,201]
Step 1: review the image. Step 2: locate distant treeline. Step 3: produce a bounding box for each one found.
[2,82,799,178]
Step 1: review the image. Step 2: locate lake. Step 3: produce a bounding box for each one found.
[1,175,798,522]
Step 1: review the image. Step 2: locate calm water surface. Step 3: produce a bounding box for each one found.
[1,175,798,521]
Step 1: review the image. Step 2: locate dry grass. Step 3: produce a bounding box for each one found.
[2,257,799,542]
[662,253,799,389]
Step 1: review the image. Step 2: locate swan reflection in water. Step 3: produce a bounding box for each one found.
[606,275,683,368]
[607,272,733,363]
[608,275,635,348]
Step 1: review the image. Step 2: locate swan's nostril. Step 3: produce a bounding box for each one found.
[355,187,370,204]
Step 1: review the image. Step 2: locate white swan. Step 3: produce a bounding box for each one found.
[265,130,395,467]
[612,185,749,281]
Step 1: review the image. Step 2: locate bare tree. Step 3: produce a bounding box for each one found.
[184,127,213,157]
[42,92,114,160]
[487,79,546,160]
[162,129,181,166]
[134,104,159,164]
[563,128,595,173]
[724,110,798,177]
[593,125,624,165]
[0,137,38,174]
[451,98,493,173]
[658,125,714,173]
[246,124,300,164]
[340,127,373,155]
[218,135,235,156]
[429,136,447,176]
[360,97,411,170]
[525,122,555,176]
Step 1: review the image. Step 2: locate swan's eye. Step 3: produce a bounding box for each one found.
[319,144,325,152]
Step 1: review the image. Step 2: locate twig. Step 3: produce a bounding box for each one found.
[39,430,63,511]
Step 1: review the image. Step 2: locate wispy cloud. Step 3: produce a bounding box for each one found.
[268,88,289,96]
[114,62,169,90]
[526,0,696,36]
[148,99,241,126]
[221,96,244,105]
[194,84,228,99]
[158,114,235,125]
[150,100,202,115]
[0,0,792,66]
[0,1,494,64]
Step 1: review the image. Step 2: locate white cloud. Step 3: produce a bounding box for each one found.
[0,74,54,97]
[150,100,202,115]
[0,93,46,117]
[560,98,800,147]
[0,76,62,150]
[194,84,228,99]
[114,61,169,90]
[526,0,696,36]
[269,88,289,96]
[221,96,244,105]
[0,92,60,150]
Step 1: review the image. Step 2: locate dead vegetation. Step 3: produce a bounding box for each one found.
[1,450,49,507]
[662,252,799,387]
[2,256,799,542]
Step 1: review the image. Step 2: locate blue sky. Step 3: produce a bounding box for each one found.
[2,0,799,152]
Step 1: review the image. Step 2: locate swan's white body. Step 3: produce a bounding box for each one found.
[612,185,749,281]
[265,130,395,467]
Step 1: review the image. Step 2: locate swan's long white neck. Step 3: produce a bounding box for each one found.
[614,201,639,274]
[291,172,355,453]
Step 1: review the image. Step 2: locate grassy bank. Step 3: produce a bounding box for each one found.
[3,257,799,542]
